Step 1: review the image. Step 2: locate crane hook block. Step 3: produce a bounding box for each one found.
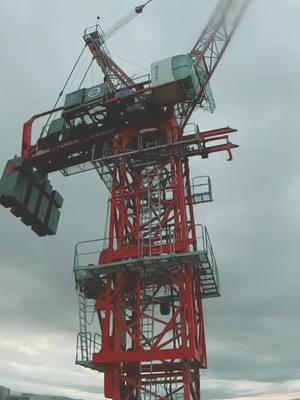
[135,6,144,14]
[135,1,152,14]
[0,157,64,236]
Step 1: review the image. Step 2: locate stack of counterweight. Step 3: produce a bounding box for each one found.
[0,157,63,236]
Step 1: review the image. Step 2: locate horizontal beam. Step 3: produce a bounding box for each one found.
[29,126,237,174]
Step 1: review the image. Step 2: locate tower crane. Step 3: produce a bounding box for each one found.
[0,1,251,399]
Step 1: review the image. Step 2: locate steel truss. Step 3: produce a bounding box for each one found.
[73,116,234,399]
[177,0,250,129]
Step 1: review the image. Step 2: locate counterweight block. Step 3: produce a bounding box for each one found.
[0,157,63,236]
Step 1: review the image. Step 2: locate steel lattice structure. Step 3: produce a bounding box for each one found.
[0,1,251,399]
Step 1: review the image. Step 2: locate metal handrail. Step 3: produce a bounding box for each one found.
[74,231,180,271]
[76,331,102,364]
[94,333,102,353]
[192,175,212,199]
[74,237,109,270]
[83,24,104,38]
[182,122,200,137]
[194,223,205,251]
[76,332,92,363]
[204,226,219,288]
[194,223,219,286]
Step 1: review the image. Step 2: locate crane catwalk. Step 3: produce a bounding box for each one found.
[0,1,251,399]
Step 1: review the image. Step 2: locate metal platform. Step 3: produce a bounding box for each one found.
[73,225,220,299]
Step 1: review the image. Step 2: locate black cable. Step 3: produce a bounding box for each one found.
[79,57,95,89]
[41,44,87,137]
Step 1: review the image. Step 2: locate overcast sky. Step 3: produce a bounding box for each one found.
[0,1,299,399]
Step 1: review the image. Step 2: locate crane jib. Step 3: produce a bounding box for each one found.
[178,0,252,130]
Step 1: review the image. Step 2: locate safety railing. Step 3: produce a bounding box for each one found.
[182,122,200,137]
[127,73,151,88]
[76,332,102,365]
[83,24,105,45]
[74,233,178,272]
[204,225,220,289]
[192,175,213,204]
[73,233,179,267]
[74,225,214,271]
[195,224,219,287]
[74,237,109,272]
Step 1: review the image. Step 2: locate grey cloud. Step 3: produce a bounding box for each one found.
[0,0,299,399]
